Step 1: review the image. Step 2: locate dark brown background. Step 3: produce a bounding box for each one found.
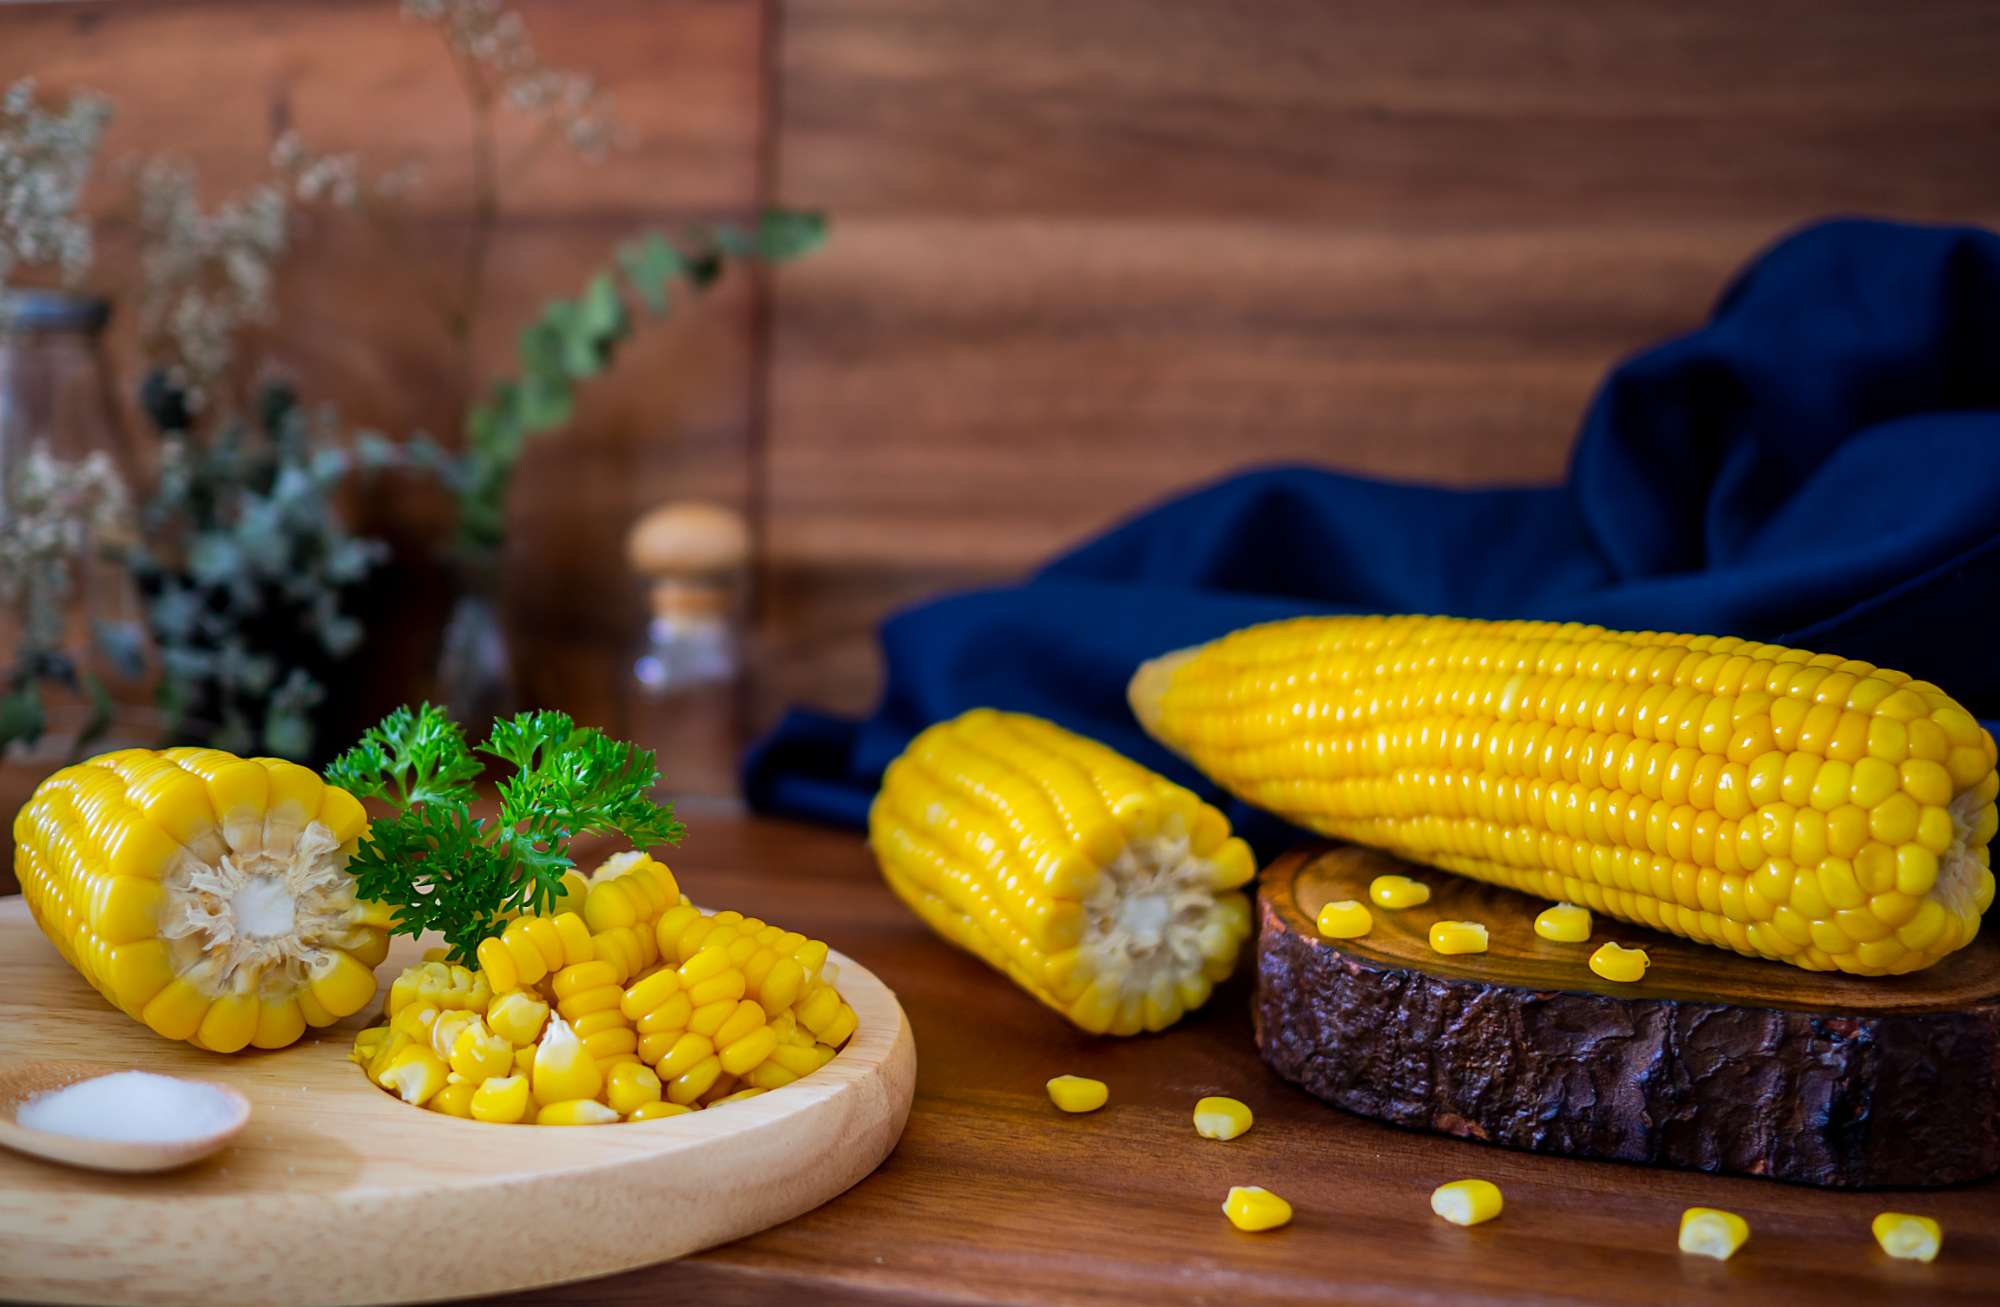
[7,0,2000,798]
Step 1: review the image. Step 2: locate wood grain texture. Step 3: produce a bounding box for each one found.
[1259,846,2000,1188]
[442,815,1995,1307]
[0,895,915,1307]
[759,0,2000,719]
[1,0,772,791]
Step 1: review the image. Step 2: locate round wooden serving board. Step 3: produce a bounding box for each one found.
[0,897,916,1306]
[1256,845,2000,1188]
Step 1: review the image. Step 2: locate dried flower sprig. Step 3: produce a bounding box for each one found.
[0,78,111,290]
[401,0,615,156]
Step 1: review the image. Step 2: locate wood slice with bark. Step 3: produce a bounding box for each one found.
[1256,844,2000,1188]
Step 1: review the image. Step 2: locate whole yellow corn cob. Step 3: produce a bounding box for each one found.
[12,747,390,1049]
[1131,614,1999,975]
[869,709,1255,1034]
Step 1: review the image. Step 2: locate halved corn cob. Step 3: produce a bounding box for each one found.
[1131,614,1999,975]
[869,709,1254,1034]
[12,747,390,1049]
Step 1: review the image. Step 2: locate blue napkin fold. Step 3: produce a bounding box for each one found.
[744,218,2000,850]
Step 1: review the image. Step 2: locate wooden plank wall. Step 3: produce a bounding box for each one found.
[6,0,2000,817]
[761,0,2000,719]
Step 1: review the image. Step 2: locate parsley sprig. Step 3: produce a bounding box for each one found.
[327,704,684,963]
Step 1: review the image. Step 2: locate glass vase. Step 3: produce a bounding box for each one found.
[0,289,149,765]
[435,550,519,731]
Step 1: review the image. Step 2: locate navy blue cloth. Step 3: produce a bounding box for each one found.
[745,219,2000,847]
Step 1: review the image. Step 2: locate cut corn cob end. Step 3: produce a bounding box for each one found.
[12,748,389,1051]
[868,709,1255,1036]
[1679,1207,1749,1260]
[1430,1179,1503,1227]
[1221,1185,1292,1232]
[1871,1212,1941,1262]
[1132,614,2000,976]
[350,852,858,1124]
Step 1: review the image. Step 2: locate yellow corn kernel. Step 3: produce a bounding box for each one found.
[1429,921,1489,956]
[606,1061,664,1115]
[429,1010,479,1061]
[551,912,595,966]
[868,710,1253,1035]
[628,1101,693,1122]
[666,1055,724,1105]
[584,878,639,933]
[1046,1075,1108,1113]
[1871,1212,1941,1263]
[1192,1096,1253,1141]
[531,1014,603,1105]
[537,1099,621,1126]
[391,1002,439,1042]
[584,1027,639,1062]
[367,1031,414,1081]
[708,1087,767,1107]
[1679,1207,1749,1260]
[551,959,620,1000]
[1369,875,1432,910]
[551,869,591,918]
[1590,942,1651,983]
[654,1032,714,1079]
[487,990,550,1047]
[621,967,682,1022]
[1315,900,1372,940]
[474,937,518,993]
[377,1045,450,1106]
[744,1060,800,1090]
[1221,1186,1292,1232]
[556,984,624,1021]
[817,1002,859,1049]
[428,1080,478,1119]
[1534,902,1593,943]
[469,1074,531,1124]
[1430,1179,1503,1227]
[350,1024,392,1067]
[450,1020,516,1082]
[720,1025,780,1077]
[1129,615,1999,976]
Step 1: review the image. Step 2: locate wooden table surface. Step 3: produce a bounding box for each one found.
[449,810,1996,1307]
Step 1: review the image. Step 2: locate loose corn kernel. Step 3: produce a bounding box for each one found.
[708,1087,768,1107]
[1679,1207,1749,1260]
[428,1080,478,1119]
[666,1055,724,1104]
[1431,1179,1503,1227]
[628,1101,693,1122]
[376,1045,450,1106]
[467,1074,531,1124]
[350,1025,391,1067]
[1221,1186,1292,1232]
[1534,902,1593,943]
[487,990,550,1047]
[1192,1096,1253,1141]
[1369,875,1432,909]
[1429,920,1489,956]
[1871,1212,1941,1262]
[1590,942,1651,983]
[1047,1075,1108,1113]
[450,1020,516,1082]
[537,1099,621,1126]
[531,1014,603,1105]
[606,1061,664,1115]
[1316,900,1372,940]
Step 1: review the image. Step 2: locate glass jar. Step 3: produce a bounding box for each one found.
[0,289,148,760]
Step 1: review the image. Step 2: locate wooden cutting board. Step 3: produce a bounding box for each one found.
[1257,844,2000,1188]
[0,896,916,1307]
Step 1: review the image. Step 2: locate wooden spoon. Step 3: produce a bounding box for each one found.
[0,1060,250,1173]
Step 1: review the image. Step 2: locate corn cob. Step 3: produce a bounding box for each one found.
[349,852,859,1122]
[1131,614,1999,975]
[869,709,1254,1034]
[12,747,389,1049]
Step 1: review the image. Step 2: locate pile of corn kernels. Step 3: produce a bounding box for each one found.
[350,852,857,1124]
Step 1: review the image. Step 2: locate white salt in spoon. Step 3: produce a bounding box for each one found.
[0,1061,250,1173]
